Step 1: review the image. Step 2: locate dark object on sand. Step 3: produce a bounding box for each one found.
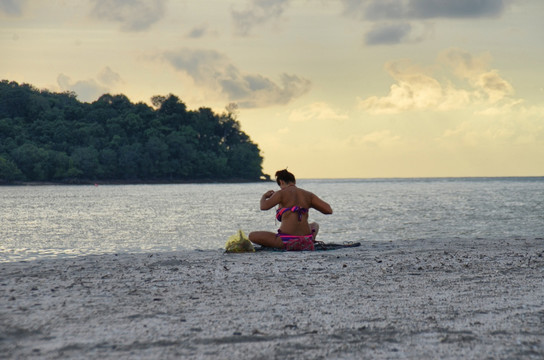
[255,241,361,252]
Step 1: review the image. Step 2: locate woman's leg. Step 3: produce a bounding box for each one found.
[248,231,284,248]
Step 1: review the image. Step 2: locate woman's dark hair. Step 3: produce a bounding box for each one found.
[275,169,295,186]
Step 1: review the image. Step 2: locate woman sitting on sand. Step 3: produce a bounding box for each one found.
[249,169,333,251]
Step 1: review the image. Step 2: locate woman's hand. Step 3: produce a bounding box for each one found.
[260,190,278,210]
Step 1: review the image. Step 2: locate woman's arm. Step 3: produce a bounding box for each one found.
[260,190,281,210]
[310,193,333,214]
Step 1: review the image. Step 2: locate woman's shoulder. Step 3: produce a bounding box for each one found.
[297,187,314,196]
[295,187,315,203]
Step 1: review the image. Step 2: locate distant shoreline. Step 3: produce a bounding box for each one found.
[299,175,544,181]
[2,176,543,186]
[0,178,273,186]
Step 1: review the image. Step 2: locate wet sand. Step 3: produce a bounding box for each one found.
[1,238,543,359]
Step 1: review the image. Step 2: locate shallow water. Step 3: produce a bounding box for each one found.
[1,178,543,262]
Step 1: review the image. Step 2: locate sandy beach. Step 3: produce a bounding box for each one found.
[1,238,543,359]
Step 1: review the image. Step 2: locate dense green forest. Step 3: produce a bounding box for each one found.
[0,80,268,183]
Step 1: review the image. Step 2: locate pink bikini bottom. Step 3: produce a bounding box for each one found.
[277,232,315,251]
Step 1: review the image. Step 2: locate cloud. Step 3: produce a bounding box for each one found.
[162,48,311,108]
[231,0,291,36]
[437,48,491,78]
[185,24,217,39]
[341,0,508,45]
[364,22,412,45]
[359,48,516,114]
[344,0,507,20]
[57,74,108,102]
[89,0,166,32]
[439,107,544,148]
[288,102,348,122]
[475,70,514,103]
[364,21,433,45]
[97,66,122,86]
[57,67,122,102]
[347,130,402,148]
[438,49,514,104]
[0,0,26,16]
[408,0,506,19]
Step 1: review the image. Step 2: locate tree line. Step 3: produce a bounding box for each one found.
[0,80,268,183]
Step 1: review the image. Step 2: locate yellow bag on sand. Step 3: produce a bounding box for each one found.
[225,229,255,253]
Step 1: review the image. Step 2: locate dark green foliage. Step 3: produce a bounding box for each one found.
[0,80,265,183]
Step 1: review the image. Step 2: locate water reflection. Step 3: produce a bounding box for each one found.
[1,178,543,262]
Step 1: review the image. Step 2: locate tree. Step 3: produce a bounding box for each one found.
[152,94,186,115]
[227,142,263,179]
[71,146,101,179]
[0,156,24,181]
[99,148,118,178]
[0,80,266,182]
[118,143,142,179]
[145,136,169,177]
[10,143,49,181]
[47,150,77,180]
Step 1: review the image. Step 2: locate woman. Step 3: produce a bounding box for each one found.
[249,169,333,250]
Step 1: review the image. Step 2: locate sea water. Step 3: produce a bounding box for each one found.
[1,178,543,262]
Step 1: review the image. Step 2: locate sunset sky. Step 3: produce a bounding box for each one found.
[1,0,543,178]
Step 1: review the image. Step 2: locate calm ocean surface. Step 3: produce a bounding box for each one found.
[1,178,543,262]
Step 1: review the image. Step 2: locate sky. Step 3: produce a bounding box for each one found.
[1,0,543,179]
